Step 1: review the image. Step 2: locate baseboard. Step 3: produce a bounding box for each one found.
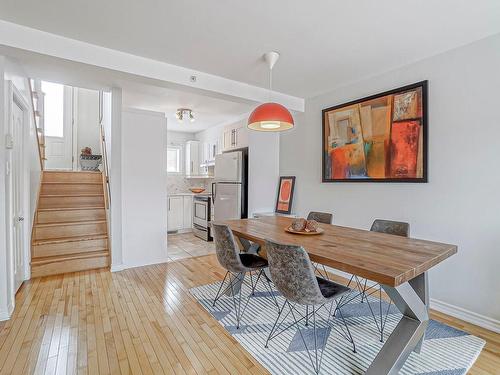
[0,302,14,321]
[114,257,170,272]
[430,298,500,334]
[324,266,500,334]
[110,263,126,272]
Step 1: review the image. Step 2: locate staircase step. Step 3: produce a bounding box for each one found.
[31,250,109,278]
[32,236,108,258]
[33,234,108,246]
[40,182,103,195]
[36,207,106,224]
[42,171,102,183]
[38,194,105,209]
[33,220,107,241]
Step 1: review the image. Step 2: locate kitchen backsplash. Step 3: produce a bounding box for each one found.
[167,175,214,194]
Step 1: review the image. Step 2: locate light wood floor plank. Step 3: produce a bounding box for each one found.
[1,252,498,374]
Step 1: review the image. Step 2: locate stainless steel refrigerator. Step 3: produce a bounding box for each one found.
[212,149,248,221]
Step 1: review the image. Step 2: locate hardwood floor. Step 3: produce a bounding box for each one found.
[0,254,498,374]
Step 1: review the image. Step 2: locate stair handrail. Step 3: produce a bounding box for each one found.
[98,91,111,209]
[28,79,44,170]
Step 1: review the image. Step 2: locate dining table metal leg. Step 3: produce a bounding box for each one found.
[365,272,429,375]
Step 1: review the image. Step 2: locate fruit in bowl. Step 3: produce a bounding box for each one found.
[305,219,319,232]
[189,188,205,194]
[291,218,307,231]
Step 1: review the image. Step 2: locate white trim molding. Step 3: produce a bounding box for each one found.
[110,264,126,273]
[430,298,500,334]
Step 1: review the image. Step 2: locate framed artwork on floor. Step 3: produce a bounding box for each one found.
[322,81,428,182]
[275,176,295,214]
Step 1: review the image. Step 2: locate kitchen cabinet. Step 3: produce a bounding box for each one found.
[167,196,184,231]
[185,140,200,177]
[168,195,194,232]
[182,196,193,229]
[222,124,248,152]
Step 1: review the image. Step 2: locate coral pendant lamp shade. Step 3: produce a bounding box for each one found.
[247,102,294,131]
[248,51,294,132]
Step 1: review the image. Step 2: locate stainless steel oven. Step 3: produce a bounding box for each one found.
[193,195,212,241]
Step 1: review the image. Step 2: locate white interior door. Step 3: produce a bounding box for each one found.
[11,100,25,292]
[44,83,73,170]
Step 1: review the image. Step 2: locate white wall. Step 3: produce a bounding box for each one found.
[76,87,100,156]
[121,108,168,268]
[279,34,500,326]
[248,131,280,216]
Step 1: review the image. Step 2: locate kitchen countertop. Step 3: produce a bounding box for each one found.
[168,192,211,197]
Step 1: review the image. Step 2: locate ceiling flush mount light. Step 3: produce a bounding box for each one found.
[176,108,195,122]
[248,51,294,132]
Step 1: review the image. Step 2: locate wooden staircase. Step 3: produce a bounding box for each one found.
[31,171,110,277]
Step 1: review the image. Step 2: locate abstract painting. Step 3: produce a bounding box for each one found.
[275,176,295,214]
[322,81,427,182]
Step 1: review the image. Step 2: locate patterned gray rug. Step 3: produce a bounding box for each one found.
[190,277,485,375]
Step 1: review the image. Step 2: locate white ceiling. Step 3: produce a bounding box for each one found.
[1,1,500,97]
[121,82,252,133]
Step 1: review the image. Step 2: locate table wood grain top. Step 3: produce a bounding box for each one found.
[219,216,457,287]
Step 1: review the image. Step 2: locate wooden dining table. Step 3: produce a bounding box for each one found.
[219,216,457,375]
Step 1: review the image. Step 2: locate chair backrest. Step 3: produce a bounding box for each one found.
[370,219,410,237]
[307,211,333,224]
[211,223,246,273]
[265,239,325,306]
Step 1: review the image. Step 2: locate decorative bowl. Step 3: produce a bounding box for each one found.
[189,188,206,194]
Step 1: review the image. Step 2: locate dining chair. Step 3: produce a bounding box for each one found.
[211,223,278,329]
[340,219,409,343]
[264,239,356,374]
[307,211,333,280]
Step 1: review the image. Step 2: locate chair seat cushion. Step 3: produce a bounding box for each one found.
[239,253,268,269]
[316,277,351,299]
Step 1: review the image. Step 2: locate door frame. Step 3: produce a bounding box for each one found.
[5,81,31,298]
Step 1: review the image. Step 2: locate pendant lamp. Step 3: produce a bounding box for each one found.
[247,52,294,132]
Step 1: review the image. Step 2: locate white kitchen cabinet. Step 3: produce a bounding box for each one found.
[222,124,249,152]
[167,196,184,231]
[182,196,193,229]
[168,195,194,232]
[185,140,200,177]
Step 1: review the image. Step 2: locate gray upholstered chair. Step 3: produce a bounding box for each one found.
[265,239,356,374]
[307,211,333,225]
[211,223,276,328]
[341,219,410,343]
[307,211,333,280]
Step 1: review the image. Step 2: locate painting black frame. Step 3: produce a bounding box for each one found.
[321,80,428,183]
[275,176,296,214]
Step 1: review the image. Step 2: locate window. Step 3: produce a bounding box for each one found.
[41,81,65,137]
[167,146,182,173]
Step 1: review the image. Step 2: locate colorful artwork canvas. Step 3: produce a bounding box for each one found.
[275,176,295,214]
[322,81,427,182]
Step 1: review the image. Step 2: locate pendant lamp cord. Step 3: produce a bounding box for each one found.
[269,65,273,102]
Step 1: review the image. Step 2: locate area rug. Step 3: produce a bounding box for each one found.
[190,277,485,375]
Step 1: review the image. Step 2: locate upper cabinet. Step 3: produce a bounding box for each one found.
[186,140,214,178]
[185,140,200,177]
[222,123,248,152]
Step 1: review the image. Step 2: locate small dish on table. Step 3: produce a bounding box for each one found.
[189,188,206,194]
